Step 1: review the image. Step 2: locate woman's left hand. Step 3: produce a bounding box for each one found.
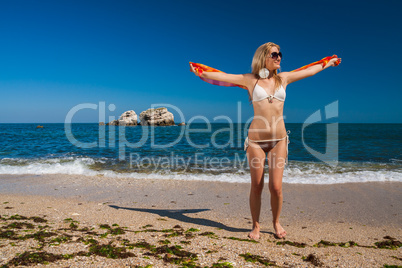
[328,57,341,67]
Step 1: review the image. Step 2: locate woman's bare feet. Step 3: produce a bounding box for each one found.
[248,224,260,240]
[273,222,286,239]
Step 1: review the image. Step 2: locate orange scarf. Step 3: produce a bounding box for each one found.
[290,55,340,72]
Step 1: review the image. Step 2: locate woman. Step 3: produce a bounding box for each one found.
[190,42,341,239]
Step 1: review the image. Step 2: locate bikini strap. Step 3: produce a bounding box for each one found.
[249,78,260,102]
[253,78,260,89]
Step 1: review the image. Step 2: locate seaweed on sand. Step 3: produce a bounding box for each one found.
[199,232,219,239]
[5,251,71,266]
[375,236,402,250]
[0,230,17,240]
[2,214,47,223]
[88,241,136,259]
[239,253,277,266]
[99,223,126,236]
[313,240,337,247]
[338,241,358,248]
[303,253,323,266]
[276,240,306,248]
[151,245,198,266]
[211,261,234,267]
[3,222,34,230]
[224,236,259,243]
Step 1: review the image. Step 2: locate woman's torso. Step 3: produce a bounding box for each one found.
[247,75,287,140]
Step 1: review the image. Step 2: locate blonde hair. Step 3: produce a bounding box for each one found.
[251,42,282,90]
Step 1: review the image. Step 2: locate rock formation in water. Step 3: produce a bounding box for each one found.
[108,110,138,126]
[139,107,174,126]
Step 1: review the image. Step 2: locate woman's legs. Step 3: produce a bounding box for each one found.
[267,138,287,238]
[246,143,266,240]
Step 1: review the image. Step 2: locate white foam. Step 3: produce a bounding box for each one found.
[0,158,98,176]
[0,158,401,184]
[283,170,402,184]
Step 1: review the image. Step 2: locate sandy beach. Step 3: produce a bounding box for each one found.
[0,174,401,267]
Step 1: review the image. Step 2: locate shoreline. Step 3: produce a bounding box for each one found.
[0,174,401,267]
[0,174,401,227]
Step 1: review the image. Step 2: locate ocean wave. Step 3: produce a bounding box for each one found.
[0,157,401,184]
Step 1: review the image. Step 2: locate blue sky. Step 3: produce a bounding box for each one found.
[0,0,401,123]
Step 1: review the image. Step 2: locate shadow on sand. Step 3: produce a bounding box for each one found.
[108,205,265,234]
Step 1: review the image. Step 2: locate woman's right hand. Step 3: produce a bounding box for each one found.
[189,62,249,89]
[189,63,201,77]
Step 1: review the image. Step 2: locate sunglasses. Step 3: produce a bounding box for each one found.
[269,51,282,60]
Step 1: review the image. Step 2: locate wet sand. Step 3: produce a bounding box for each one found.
[0,174,401,267]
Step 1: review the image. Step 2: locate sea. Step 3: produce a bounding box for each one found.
[0,123,401,184]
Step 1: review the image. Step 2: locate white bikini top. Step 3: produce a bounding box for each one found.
[252,83,286,102]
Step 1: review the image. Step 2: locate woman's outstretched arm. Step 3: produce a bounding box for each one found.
[189,63,250,89]
[280,57,341,86]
